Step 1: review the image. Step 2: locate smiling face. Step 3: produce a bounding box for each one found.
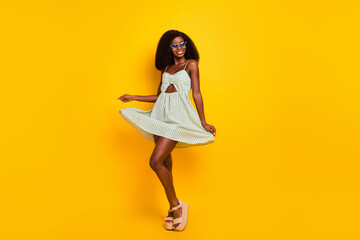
[170,36,186,57]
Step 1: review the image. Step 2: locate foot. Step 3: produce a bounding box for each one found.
[172,204,183,229]
[165,210,173,224]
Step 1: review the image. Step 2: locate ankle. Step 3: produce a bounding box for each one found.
[170,199,180,208]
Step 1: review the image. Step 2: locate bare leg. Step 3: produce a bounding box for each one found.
[150,135,182,228]
[153,135,173,179]
[153,135,174,224]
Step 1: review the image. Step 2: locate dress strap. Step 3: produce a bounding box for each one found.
[164,65,168,72]
[183,59,190,70]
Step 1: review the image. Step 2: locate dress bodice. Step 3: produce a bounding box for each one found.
[161,69,191,95]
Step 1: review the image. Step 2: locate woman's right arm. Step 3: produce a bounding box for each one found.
[133,94,158,102]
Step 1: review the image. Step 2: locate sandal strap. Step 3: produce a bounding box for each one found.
[173,217,182,224]
[168,202,182,212]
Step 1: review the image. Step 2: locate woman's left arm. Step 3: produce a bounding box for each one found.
[189,60,216,136]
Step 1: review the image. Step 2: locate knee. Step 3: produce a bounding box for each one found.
[149,157,162,171]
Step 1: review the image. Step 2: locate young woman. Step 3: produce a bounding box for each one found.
[118,30,216,231]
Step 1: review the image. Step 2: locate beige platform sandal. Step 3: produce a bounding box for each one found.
[168,199,189,231]
[164,209,173,230]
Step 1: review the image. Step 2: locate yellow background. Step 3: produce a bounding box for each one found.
[1,0,359,239]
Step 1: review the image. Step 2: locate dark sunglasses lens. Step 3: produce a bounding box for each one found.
[180,42,185,47]
[171,44,177,49]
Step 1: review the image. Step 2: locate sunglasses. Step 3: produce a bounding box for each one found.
[170,41,187,49]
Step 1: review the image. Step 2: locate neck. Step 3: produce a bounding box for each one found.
[173,57,187,65]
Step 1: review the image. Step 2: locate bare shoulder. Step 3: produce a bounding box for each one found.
[187,59,199,72]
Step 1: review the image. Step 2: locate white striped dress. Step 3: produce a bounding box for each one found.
[119,59,214,148]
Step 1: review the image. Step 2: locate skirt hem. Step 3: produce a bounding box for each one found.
[119,109,214,148]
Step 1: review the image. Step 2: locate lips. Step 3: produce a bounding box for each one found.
[177,51,183,54]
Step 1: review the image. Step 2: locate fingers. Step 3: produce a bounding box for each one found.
[118,94,127,98]
[210,126,216,136]
[118,95,129,102]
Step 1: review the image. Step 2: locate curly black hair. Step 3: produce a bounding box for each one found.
[155,30,200,71]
